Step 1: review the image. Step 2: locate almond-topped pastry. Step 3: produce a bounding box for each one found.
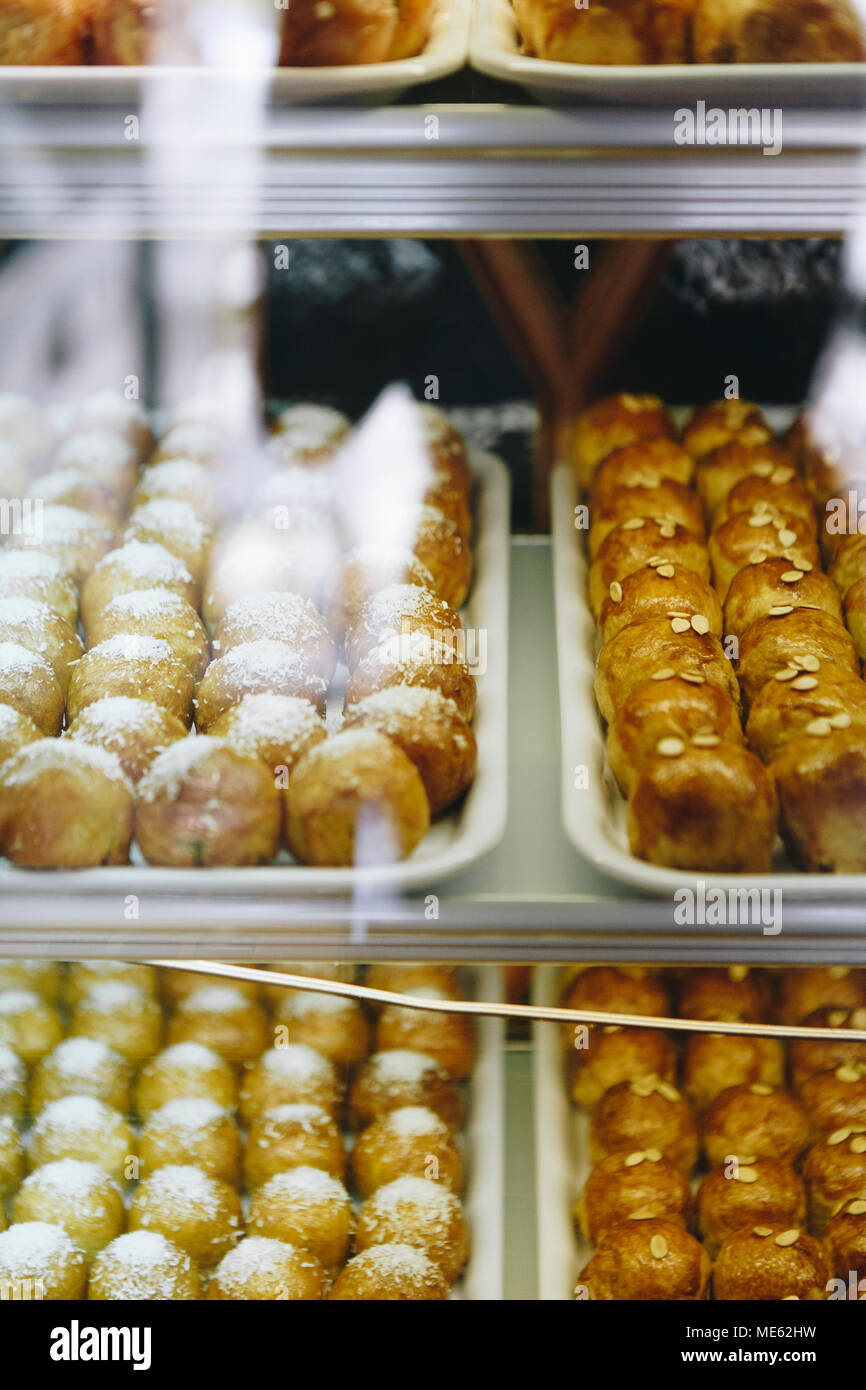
[702,1084,812,1169]
[786,410,866,509]
[589,438,695,512]
[561,965,671,1028]
[589,481,705,560]
[588,517,712,620]
[697,1159,807,1259]
[606,673,744,798]
[578,1219,710,1301]
[825,1195,866,1282]
[709,508,819,602]
[789,1006,866,1093]
[598,561,722,645]
[0,0,87,65]
[594,615,740,723]
[627,743,777,873]
[746,665,866,763]
[800,1064,866,1138]
[829,533,866,599]
[804,1129,866,1234]
[780,968,866,1027]
[569,1025,677,1112]
[724,556,843,640]
[683,1033,785,1113]
[772,728,866,872]
[713,1226,832,1301]
[683,401,773,463]
[575,1150,692,1245]
[573,393,674,489]
[736,607,859,710]
[589,1076,699,1174]
[710,464,815,535]
[695,438,795,518]
[679,967,773,1023]
[843,576,866,659]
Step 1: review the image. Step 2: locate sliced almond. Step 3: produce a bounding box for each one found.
[836,1064,861,1083]
[670,617,691,634]
[624,1151,646,1168]
[853,1009,866,1029]
[735,1167,758,1184]
[847,1199,866,1215]
[829,966,850,978]
[609,581,623,603]
[749,1083,773,1096]
[753,462,774,477]
[771,467,795,484]
[651,668,676,681]
[828,1011,849,1028]
[657,1081,681,1103]
[850,1138,866,1155]
[650,1235,668,1259]
[729,965,748,982]
[778,528,798,547]
[748,513,770,528]
[645,1149,663,1163]
[753,1226,774,1238]
[791,675,819,690]
[622,517,645,531]
[656,564,676,579]
[656,737,685,758]
[782,1295,800,1301]
[647,555,664,568]
[827,1127,852,1146]
[775,667,798,682]
[631,1077,657,1097]
[658,523,677,539]
[830,711,852,729]
[691,614,710,635]
[628,1207,660,1220]
[796,558,814,571]
[749,549,769,565]
[781,570,804,584]
[799,655,821,672]
[767,604,794,617]
[680,672,706,685]
[806,718,833,737]
[692,734,721,748]
[774,1229,800,1247]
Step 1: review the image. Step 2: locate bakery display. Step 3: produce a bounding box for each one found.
[546,963,866,1300]
[512,0,865,65]
[572,391,866,875]
[0,960,487,1300]
[0,392,481,872]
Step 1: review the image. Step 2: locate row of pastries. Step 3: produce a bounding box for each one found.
[561,964,866,1300]
[0,389,478,869]
[0,959,477,1300]
[576,391,866,874]
[513,0,866,66]
[0,0,435,68]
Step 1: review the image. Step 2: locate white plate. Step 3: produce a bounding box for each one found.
[461,964,506,1300]
[0,448,509,897]
[533,964,584,1301]
[551,456,866,898]
[0,0,470,107]
[471,0,866,105]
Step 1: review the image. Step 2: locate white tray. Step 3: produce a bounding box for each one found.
[0,448,509,897]
[0,0,469,107]
[471,0,866,105]
[460,964,506,1300]
[551,456,866,898]
[533,964,585,1301]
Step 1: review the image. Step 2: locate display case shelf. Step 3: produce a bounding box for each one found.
[0,103,863,237]
[2,542,866,961]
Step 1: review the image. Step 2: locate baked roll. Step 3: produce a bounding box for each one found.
[568,1025,676,1112]
[578,1219,710,1301]
[0,597,82,695]
[131,459,216,521]
[588,516,711,620]
[67,634,195,726]
[29,467,123,527]
[589,438,695,513]
[514,0,693,65]
[353,1176,466,1284]
[679,967,773,1023]
[193,640,328,730]
[0,551,78,629]
[693,0,866,64]
[773,728,866,870]
[344,633,476,724]
[589,479,705,559]
[573,394,673,489]
[327,546,437,640]
[54,432,139,500]
[595,616,740,723]
[0,704,41,769]
[213,590,335,683]
[746,666,866,763]
[0,0,86,64]
[328,1244,448,1301]
[697,1159,806,1259]
[713,1227,831,1301]
[8,504,114,589]
[598,561,722,646]
[90,0,200,65]
[606,672,744,798]
[208,1237,327,1302]
[123,499,213,587]
[789,1006,866,1093]
[80,541,198,633]
[627,744,777,873]
[0,740,132,868]
[346,583,461,670]
[711,471,816,536]
[576,1150,692,1245]
[86,588,210,682]
[561,965,671,1023]
[683,1033,785,1114]
[695,440,799,520]
[724,556,842,641]
[682,400,772,462]
[0,641,64,735]
[589,1077,699,1173]
[208,693,328,782]
[804,1128,866,1235]
[342,685,476,816]
[826,1199,866,1285]
[800,1064,866,1138]
[779,967,866,1026]
[829,533,866,598]
[708,508,819,602]
[279,0,398,66]
[786,411,866,509]
[270,403,350,464]
[702,1083,812,1168]
[736,607,858,709]
[843,576,866,660]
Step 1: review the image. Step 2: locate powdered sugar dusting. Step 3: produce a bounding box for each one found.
[19,1157,117,1201]
[0,1222,80,1277]
[75,980,151,1014]
[145,1097,229,1133]
[176,985,252,1016]
[259,1043,335,1082]
[0,1041,25,1094]
[149,1042,225,1072]
[257,1165,348,1207]
[279,990,359,1018]
[363,1175,460,1229]
[0,739,130,789]
[137,737,230,803]
[92,541,193,586]
[0,988,44,1015]
[41,1036,122,1078]
[363,1049,448,1086]
[31,1094,124,1138]
[380,1105,449,1140]
[91,1231,194,1299]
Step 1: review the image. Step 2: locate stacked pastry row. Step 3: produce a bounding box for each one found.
[0,392,478,869]
[0,0,435,68]
[513,0,865,66]
[561,964,866,1300]
[576,392,866,874]
[0,959,476,1301]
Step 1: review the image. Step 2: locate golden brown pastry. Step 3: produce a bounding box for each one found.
[268,402,349,464]
[683,1032,785,1113]
[365,961,460,998]
[209,693,328,782]
[737,606,858,710]
[746,666,866,763]
[65,960,157,1005]
[328,1243,449,1300]
[342,686,476,816]
[0,550,78,628]
[87,1231,201,1301]
[239,1045,342,1127]
[122,499,212,587]
[285,729,430,867]
[843,576,866,659]
[713,472,817,538]
[779,967,866,1027]
[90,0,200,64]
[326,546,437,639]
[0,598,81,693]
[30,467,124,527]
[679,967,773,1023]
[595,616,740,724]
[804,1129,866,1234]
[598,561,722,646]
[576,1149,692,1244]
[0,740,132,868]
[28,1095,134,1182]
[789,1005,866,1093]
[67,695,189,785]
[67,633,195,726]
[248,1168,353,1273]
[561,965,670,1025]
[702,1084,812,1168]
[588,517,712,621]
[167,984,268,1063]
[0,989,62,1063]
[12,1159,124,1260]
[693,0,866,63]
[346,582,462,671]
[354,1176,467,1284]
[343,633,477,724]
[713,1226,831,1301]
[139,1098,240,1184]
[589,1077,699,1173]
[213,590,335,682]
[349,1049,463,1130]
[800,1064,866,1138]
[136,737,282,867]
[279,0,397,65]
[244,1103,346,1189]
[128,1166,242,1270]
[69,980,162,1063]
[628,743,777,872]
[80,541,197,633]
[569,1025,676,1112]
[697,1158,806,1259]
[709,508,819,603]
[515,0,693,64]
[0,0,86,64]
[724,556,842,642]
[695,440,799,520]
[0,1222,87,1301]
[54,431,139,498]
[375,989,475,1080]
[578,1219,710,1301]
[405,504,472,612]
[589,438,696,513]
[772,728,866,872]
[202,521,338,632]
[825,1197,866,1283]
[194,640,327,730]
[683,400,772,462]
[135,1041,237,1120]
[589,480,706,560]
[0,642,63,735]
[573,394,674,489]
[152,421,223,466]
[352,1105,462,1198]
[829,533,866,598]
[0,959,60,1003]
[273,990,370,1069]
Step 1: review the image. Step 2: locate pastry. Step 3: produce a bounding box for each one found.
[213,590,336,682]
[64,960,157,1005]
[0,990,62,1063]
[598,561,722,646]
[87,1231,201,1301]
[693,0,866,63]
[344,632,477,724]
[829,533,866,598]
[349,1049,463,1130]
[695,440,799,519]
[244,1103,346,1188]
[713,1226,831,1300]
[80,541,197,632]
[789,1005,866,1092]
[342,686,476,816]
[0,1222,87,1301]
[0,641,64,735]
[0,1114,23,1196]
[355,1176,467,1283]
[709,509,819,603]
[589,438,696,512]
[193,640,328,730]
[135,1041,237,1120]
[561,965,670,1023]
[54,432,139,499]
[123,499,213,586]
[702,1083,812,1168]
[29,467,123,527]
[66,696,188,785]
[0,550,78,628]
[606,673,744,797]
[0,0,86,64]
[352,1105,462,1197]
[90,0,199,64]
[737,607,858,710]
[825,1197,866,1283]
[588,517,711,621]
[843,576,866,659]
[207,1237,326,1301]
[574,394,674,488]
[130,458,216,521]
[8,504,114,588]
[327,546,437,640]
[29,1036,130,1116]
[128,1165,242,1270]
[12,1160,124,1260]
[779,967,866,1026]
[590,1077,699,1173]
[682,401,772,461]
[0,704,42,770]
[166,985,268,1063]
[0,740,132,868]
[0,1043,26,1119]
[375,989,475,1080]
[139,1097,240,1184]
[679,967,773,1023]
[273,990,370,1069]
[773,728,866,871]
[683,1032,785,1113]
[697,1159,806,1258]
[248,1168,353,1272]
[595,616,740,723]
[28,1095,134,1183]
[712,470,816,536]
[804,1128,866,1234]
[800,1064,866,1137]
[590,481,706,563]
[578,1219,710,1300]
[576,1150,692,1244]
[240,1041,341,1124]
[279,0,398,66]
[346,582,462,670]
[70,391,153,457]
[569,1025,676,1112]
[69,980,161,1062]
[328,1244,449,1300]
[67,633,195,725]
